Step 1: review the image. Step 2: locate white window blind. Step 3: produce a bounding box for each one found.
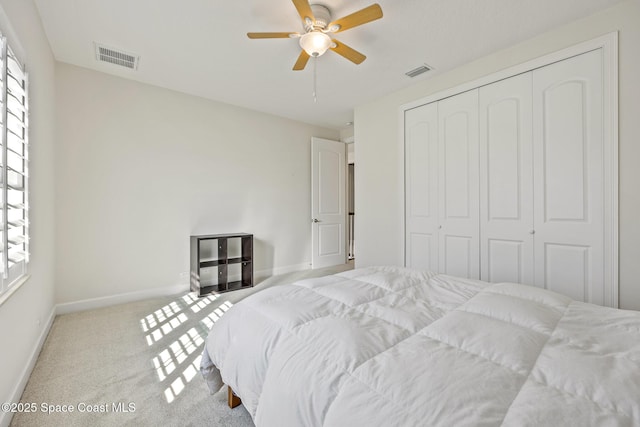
[0,34,28,294]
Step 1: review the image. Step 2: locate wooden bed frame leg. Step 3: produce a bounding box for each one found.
[228,386,242,409]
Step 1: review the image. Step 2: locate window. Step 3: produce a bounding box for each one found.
[0,33,28,296]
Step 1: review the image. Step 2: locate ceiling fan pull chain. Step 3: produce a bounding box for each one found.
[313,56,318,103]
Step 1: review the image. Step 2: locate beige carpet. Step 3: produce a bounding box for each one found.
[10,263,353,427]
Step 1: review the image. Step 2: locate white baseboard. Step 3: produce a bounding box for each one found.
[56,263,314,315]
[56,283,190,315]
[0,306,56,427]
[254,262,310,283]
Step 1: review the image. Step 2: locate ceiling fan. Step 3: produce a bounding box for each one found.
[247,0,383,71]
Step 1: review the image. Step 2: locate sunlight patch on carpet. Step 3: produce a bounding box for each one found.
[141,291,234,403]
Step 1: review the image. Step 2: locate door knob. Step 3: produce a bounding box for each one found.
[312,218,321,223]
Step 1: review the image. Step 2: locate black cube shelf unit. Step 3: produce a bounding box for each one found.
[190,233,253,297]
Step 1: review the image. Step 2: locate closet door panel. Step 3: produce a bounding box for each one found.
[479,73,534,285]
[443,235,473,278]
[438,90,479,279]
[543,81,589,221]
[487,239,525,283]
[544,243,590,302]
[407,233,433,270]
[533,49,604,304]
[443,113,471,218]
[405,103,439,271]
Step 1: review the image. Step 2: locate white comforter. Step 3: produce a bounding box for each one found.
[201,266,640,426]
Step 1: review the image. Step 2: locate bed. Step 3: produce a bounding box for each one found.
[200,266,640,426]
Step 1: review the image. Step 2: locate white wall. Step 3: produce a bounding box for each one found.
[355,0,640,310]
[55,63,338,304]
[0,0,56,425]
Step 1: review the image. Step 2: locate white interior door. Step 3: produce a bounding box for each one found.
[479,72,534,285]
[532,49,604,304]
[438,90,480,279]
[311,137,347,269]
[405,103,439,271]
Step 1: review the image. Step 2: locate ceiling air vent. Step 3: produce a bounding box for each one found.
[95,43,140,70]
[405,64,432,78]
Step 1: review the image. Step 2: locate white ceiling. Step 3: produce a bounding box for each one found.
[34,0,623,130]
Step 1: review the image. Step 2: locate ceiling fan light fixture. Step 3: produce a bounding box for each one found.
[299,31,332,57]
[247,1,383,71]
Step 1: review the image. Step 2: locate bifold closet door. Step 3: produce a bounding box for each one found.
[405,103,439,271]
[533,49,605,304]
[479,73,534,285]
[438,90,479,279]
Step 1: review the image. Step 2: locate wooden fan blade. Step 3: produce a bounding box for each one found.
[293,50,310,70]
[247,32,297,39]
[330,40,366,64]
[292,0,315,22]
[327,4,383,33]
